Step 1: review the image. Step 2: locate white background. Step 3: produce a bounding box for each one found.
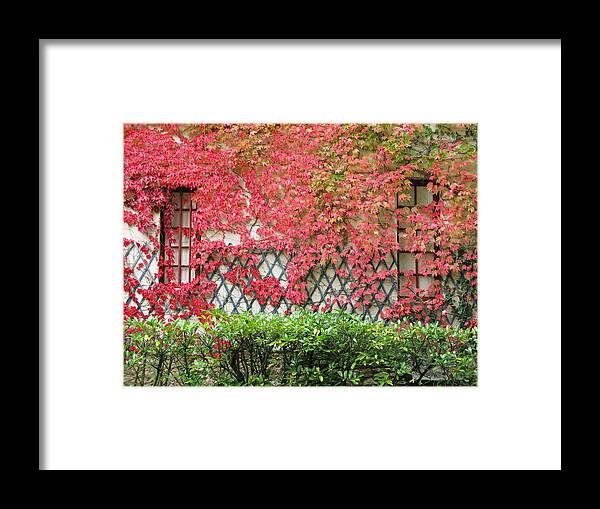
[41,40,561,470]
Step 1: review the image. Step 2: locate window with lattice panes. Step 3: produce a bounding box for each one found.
[161,190,197,284]
[396,180,435,291]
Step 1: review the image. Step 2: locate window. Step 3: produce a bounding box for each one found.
[396,180,435,290]
[161,190,197,283]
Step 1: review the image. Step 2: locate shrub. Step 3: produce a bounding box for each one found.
[123,316,205,386]
[123,310,477,386]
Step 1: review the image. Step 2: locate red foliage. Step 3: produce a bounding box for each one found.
[123,123,477,325]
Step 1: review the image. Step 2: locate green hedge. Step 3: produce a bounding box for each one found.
[123,310,477,386]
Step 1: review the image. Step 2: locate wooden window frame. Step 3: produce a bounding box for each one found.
[396,178,438,291]
[160,188,197,284]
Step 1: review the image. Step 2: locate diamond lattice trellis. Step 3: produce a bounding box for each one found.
[123,242,159,314]
[198,250,401,321]
[439,271,478,328]
[205,251,294,315]
[124,244,476,324]
[304,253,400,320]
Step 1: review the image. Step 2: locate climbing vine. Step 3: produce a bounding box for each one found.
[123,123,477,326]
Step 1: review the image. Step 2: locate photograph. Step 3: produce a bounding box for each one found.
[123,123,478,386]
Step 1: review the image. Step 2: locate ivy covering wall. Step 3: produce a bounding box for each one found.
[123,123,477,327]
